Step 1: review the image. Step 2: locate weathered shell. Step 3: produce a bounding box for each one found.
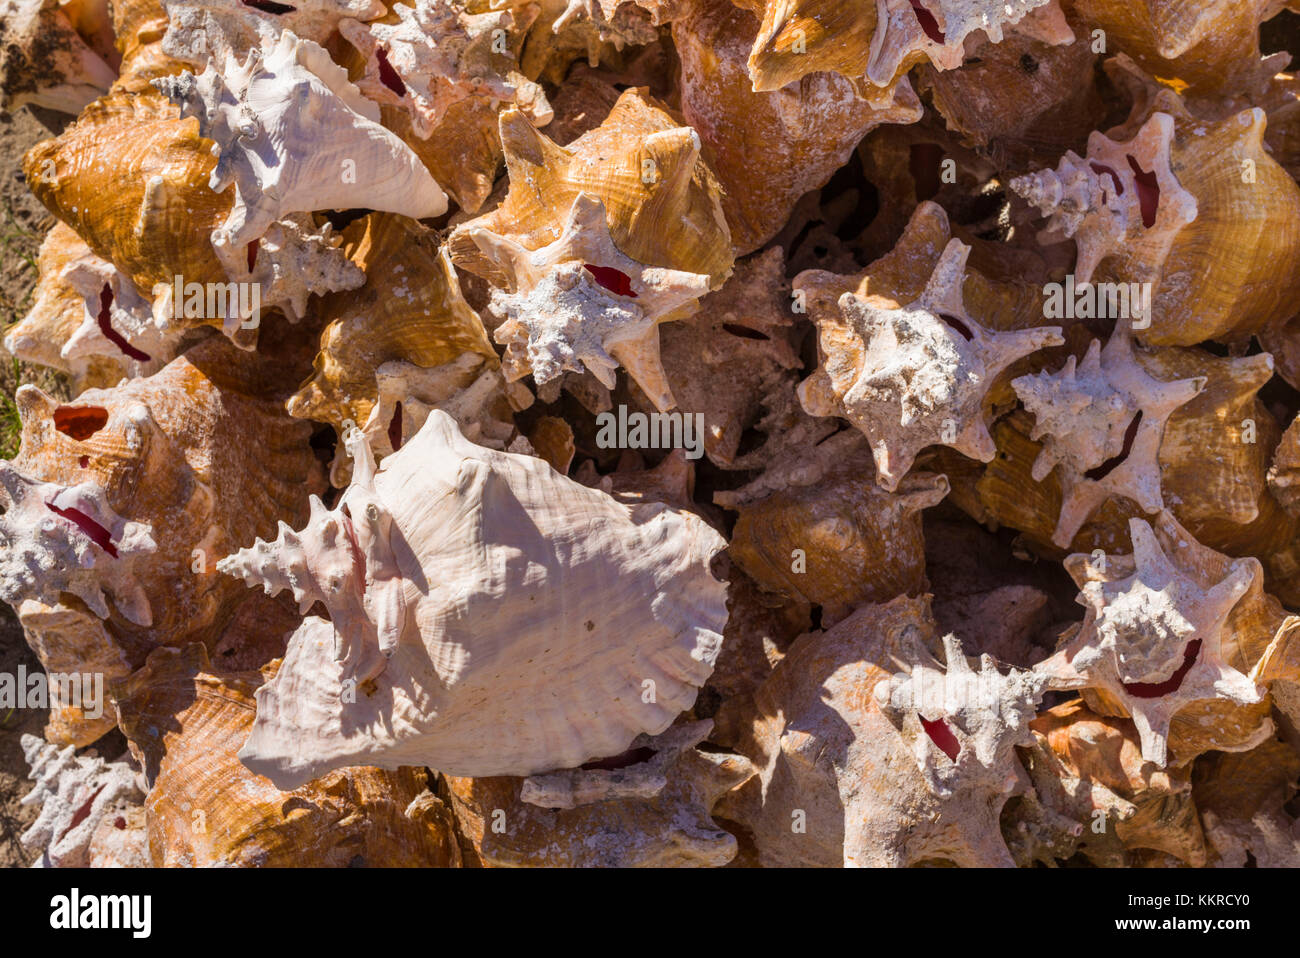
[673,0,923,255]
[1067,0,1285,98]
[1035,511,1284,767]
[1010,331,1205,547]
[23,86,364,341]
[159,0,385,68]
[1015,699,1207,867]
[154,32,448,253]
[1192,737,1300,867]
[448,88,734,407]
[798,233,1063,490]
[972,347,1290,594]
[734,0,1072,94]
[0,0,116,114]
[3,223,148,392]
[19,734,146,868]
[446,720,755,866]
[218,411,728,789]
[284,213,515,485]
[914,19,1105,168]
[644,247,803,467]
[338,0,551,140]
[113,643,462,866]
[448,87,734,288]
[715,594,1047,866]
[727,448,949,623]
[466,191,714,410]
[1011,92,1300,345]
[0,337,326,744]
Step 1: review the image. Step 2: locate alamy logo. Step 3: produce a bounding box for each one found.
[49,888,151,938]
[172,275,261,328]
[1043,275,1152,328]
[594,406,706,460]
[0,667,102,720]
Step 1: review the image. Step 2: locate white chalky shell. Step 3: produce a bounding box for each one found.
[222,410,729,788]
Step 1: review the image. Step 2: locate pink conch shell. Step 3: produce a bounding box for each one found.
[798,238,1063,490]
[1011,331,1206,547]
[219,410,728,788]
[20,734,146,868]
[3,224,175,389]
[154,31,448,253]
[1036,512,1268,767]
[0,457,158,626]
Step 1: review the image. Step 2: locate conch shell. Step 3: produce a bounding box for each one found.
[219,411,728,788]
[0,338,326,744]
[23,86,364,342]
[629,247,803,468]
[20,733,146,868]
[1011,93,1300,345]
[733,0,1073,94]
[1010,331,1205,548]
[727,447,949,623]
[1035,511,1283,767]
[159,0,385,68]
[1017,700,1207,867]
[338,0,552,140]
[673,0,923,254]
[798,235,1063,490]
[113,644,462,866]
[966,346,1285,586]
[155,31,448,253]
[1066,0,1287,98]
[716,595,1047,866]
[3,223,167,392]
[284,213,516,486]
[449,88,734,410]
[446,720,755,867]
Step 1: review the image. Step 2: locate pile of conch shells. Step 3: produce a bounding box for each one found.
[7,0,1300,868]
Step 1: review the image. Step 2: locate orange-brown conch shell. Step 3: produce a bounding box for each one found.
[1035,511,1286,767]
[0,337,326,745]
[113,644,462,866]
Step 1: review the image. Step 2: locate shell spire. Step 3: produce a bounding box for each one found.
[216,518,314,612]
[1036,512,1267,767]
[1009,111,1198,285]
[1011,329,1205,547]
[799,238,1063,490]
[874,633,1049,800]
[20,734,145,868]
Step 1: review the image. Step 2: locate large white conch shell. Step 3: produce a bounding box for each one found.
[154,31,448,255]
[218,410,729,789]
